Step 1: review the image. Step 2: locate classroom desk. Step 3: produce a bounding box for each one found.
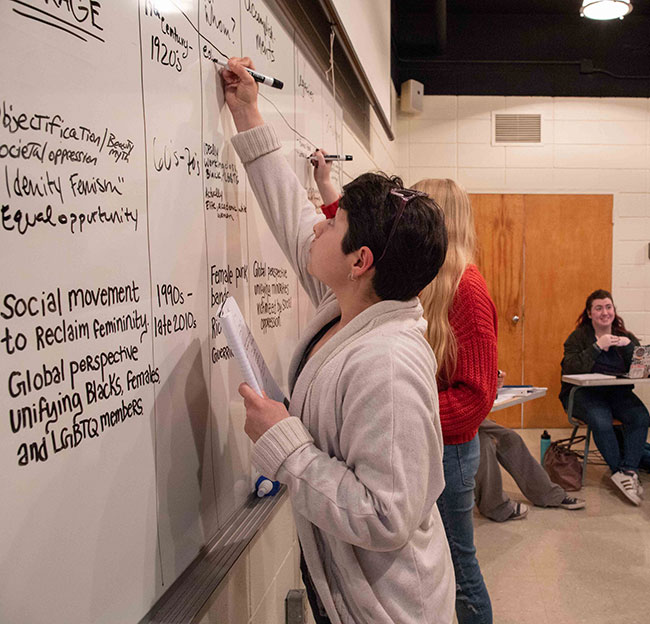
[561,374,650,424]
[561,374,650,484]
[491,387,547,412]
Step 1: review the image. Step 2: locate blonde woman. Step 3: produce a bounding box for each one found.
[412,178,497,624]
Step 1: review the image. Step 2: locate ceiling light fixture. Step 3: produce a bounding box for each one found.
[580,0,633,20]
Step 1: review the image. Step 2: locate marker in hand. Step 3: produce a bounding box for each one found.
[322,154,352,162]
[213,59,284,90]
[308,154,353,163]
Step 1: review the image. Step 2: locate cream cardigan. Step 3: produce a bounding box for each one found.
[231,125,454,624]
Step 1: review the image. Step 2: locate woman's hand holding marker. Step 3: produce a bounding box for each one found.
[220,57,264,132]
[310,149,340,206]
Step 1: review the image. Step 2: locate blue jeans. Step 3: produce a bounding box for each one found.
[570,386,649,473]
[438,434,492,624]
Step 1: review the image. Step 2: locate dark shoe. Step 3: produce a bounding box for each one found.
[505,502,529,521]
[559,496,585,510]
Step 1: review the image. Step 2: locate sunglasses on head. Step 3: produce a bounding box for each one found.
[374,188,428,264]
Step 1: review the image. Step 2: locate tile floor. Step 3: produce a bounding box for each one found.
[472,427,649,624]
[302,426,648,624]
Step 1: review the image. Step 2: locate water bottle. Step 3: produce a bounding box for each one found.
[540,430,551,464]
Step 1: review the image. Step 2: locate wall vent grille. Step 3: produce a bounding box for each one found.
[493,114,542,144]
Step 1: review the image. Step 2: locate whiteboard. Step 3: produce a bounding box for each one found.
[0,0,342,622]
[328,0,391,132]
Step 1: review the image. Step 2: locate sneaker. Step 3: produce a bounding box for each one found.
[611,471,641,506]
[630,472,644,498]
[506,502,529,521]
[559,496,586,510]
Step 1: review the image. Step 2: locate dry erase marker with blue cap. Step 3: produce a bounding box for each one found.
[255,475,280,497]
[213,59,284,90]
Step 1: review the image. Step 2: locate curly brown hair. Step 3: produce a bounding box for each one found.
[576,289,631,337]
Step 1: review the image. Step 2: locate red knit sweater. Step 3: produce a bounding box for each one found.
[437,264,498,445]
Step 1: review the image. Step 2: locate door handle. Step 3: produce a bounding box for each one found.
[512,315,520,324]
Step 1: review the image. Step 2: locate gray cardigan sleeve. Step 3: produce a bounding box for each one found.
[230,125,329,307]
[254,343,443,552]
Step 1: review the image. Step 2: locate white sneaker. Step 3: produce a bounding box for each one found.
[611,471,641,506]
[629,471,644,498]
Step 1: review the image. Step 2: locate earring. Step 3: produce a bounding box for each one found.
[348,272,357,281]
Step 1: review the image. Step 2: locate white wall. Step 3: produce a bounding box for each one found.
[395,95,650,407]
[394,96,650,339]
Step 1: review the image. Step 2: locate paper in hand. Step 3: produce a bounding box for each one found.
[219,297,287,404]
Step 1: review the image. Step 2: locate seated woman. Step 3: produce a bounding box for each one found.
[476,417,585,522]
[560,289,649,505]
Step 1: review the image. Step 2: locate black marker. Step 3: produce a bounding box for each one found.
[213,59,284,90]
[309,154,353,162]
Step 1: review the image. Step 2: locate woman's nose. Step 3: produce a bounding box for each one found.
[313,218,325,237]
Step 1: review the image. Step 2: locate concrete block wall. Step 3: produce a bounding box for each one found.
[197,496,306,624]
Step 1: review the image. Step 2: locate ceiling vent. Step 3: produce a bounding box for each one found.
[492,113,542,145]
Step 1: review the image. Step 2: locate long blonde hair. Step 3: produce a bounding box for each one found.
[411,178,476,382]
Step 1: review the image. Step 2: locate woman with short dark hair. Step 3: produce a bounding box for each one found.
[221,58,455,624]
[561,289,649,505]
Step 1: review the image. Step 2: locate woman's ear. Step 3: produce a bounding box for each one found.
[349,246,375,279]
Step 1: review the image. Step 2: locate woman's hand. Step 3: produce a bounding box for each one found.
[311,149,332,185]
[238,383,289,443]
[220,57,264,132]
[310,149,339,205]
[496,369,506,390]
[614,335,631,347]
[596,334,630,351]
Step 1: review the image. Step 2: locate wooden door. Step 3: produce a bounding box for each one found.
[471,194,612,428]
[472,194,525,427]
[523,195,612,427]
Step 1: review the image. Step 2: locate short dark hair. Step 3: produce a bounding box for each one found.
[576,288,630,336]
[339,172,447,301]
